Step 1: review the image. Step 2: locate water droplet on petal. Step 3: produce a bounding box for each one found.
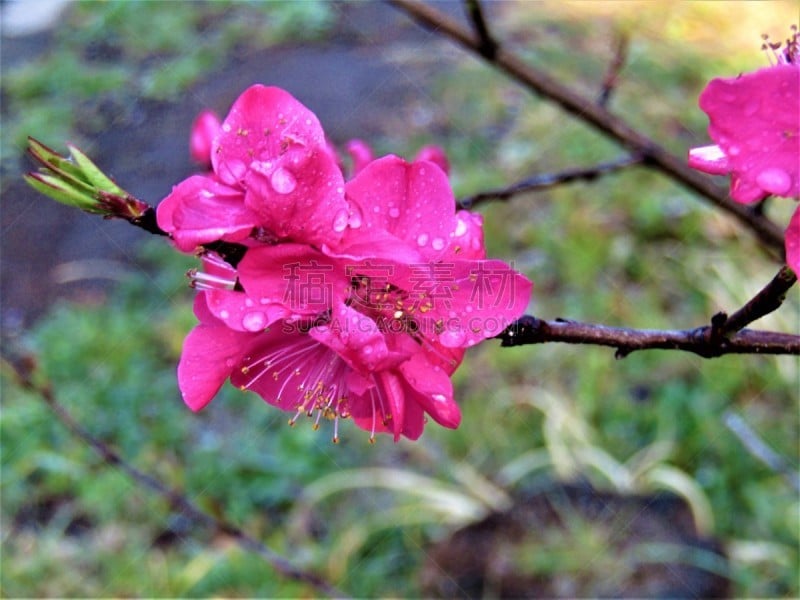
[417,233,429,246]
[242,311,267,331]
[727,145,741,156]
[440,329,466,346]
[756,167,792,195]
[389,207,400,218]
[220,310,230,319]
[432,393,447,403]
[348,204,363,229]
[431,237,445,251]
[363,345,373,355]
[270,167,297,194]
[333,209,349,232]
[454,218,468,237]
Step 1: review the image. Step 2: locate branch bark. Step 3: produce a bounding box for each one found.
[496,315,800,358]
[389,0,785,255]
[459,154,642,208]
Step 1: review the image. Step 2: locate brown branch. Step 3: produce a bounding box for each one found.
[496,315,800,358]
[598,31,630,107]
[389,0,785,255]
[718,266,798,334]
[463,0,498,59]
[458,154,642,208]
[3,355,346,599]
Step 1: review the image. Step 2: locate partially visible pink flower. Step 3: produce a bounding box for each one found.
[689,38,799,203]
[158,85,349,252]
[414,145,450,176]
[345,139,374,176]
[189,110,221,168]
[786,205,800,276]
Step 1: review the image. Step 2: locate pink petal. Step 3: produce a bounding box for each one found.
[212,85,327,185]
[343,155,457,261]
[687,144,731,175]
[243,147,348,247]
[393,259,532,348]
[414,145,450,176]
[398,352,461,429]
[178,295,255,411]
[441,211,486,260]
[699,64,800,203]
[237,244,350,316]
[345,139,375,175]
[157,174,257,252]
[190,110,222,168]
[786,205,800,277]
[309,303,408,373]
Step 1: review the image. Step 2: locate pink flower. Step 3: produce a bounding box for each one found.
[689,45,799,203]
[179,292,463,441]
[786,205,800,276]
[177,156,532,441]
[158,85,349,251]
[189,109,222,168]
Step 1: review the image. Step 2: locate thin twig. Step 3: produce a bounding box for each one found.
[3,355,346,599]
[463,0,498,59]
[458,154,642,208]
[598,31,629,107]
[719,266,798,334]
[496,315,800,358]
[388,0,785,255]
[723,411,800,493]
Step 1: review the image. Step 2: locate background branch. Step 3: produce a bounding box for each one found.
[496,315,800,358]
[598,31,630,107]
[389,0,786,255]
[3,355,345,599]
[458,154,642,208]
[463,0,498,59]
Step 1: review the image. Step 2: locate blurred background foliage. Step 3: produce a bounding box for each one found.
[1,1,798,597]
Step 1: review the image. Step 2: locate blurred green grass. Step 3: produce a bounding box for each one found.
[2,1,798,597]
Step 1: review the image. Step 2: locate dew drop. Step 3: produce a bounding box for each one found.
[333,209,349,232]
[440,329,466,346]
[270,167,297,194]
[222,123,232,132]
[432,393,447,403]
[348,204,363,229]
[220,310,230,319]
[260,297,270,304]
[363,345,374,355]
[727,145,741,156]
[389,207,400,218]
[242,311,267,332]
[756,167,792,195]
[431,237,445,251]
[245,298,254,307]
[417,233,429,246]
[454,218,468,237]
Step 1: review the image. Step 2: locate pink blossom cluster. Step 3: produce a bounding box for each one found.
[158,85,532,442]
[689,28,800,275]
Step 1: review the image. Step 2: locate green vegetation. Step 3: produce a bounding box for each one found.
[2,2,797,597]
[1,0,333,168]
